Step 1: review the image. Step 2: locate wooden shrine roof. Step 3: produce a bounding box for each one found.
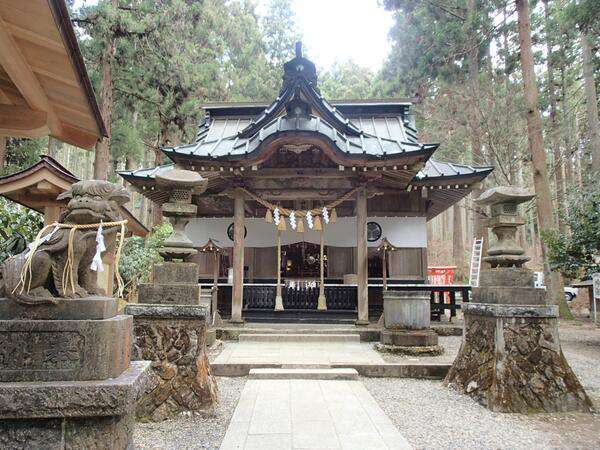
[0,0,105,149]
[0,155,148,237]
[119,43,493,220]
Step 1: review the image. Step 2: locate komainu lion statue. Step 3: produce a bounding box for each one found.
[0,180,130,304]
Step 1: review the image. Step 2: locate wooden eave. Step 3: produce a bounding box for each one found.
[0,0,106,149]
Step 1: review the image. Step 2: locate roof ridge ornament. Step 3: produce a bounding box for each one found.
[295,41,302,58]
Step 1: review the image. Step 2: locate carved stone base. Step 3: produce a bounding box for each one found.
[444,303,593,413]
[125,304,218,421]
[0,361,150,450]
[0,311,131,382]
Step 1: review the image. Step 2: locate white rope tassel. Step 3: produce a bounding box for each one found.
[322,206,329,224]
[306,210,313,229]
[290,210,297,230]
[273,207,281,226]
[90,221,105,272]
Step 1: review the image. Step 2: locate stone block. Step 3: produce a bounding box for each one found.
[152,262,198,284]
[0,361,150,419]
[0,296,117,320]
[472,286,547,306]
[125,303,207,319]
[0,361,150,450]
[128,309,217,421]
[383,290,430,330]
[479,267,534,288]
[380,329,438,347]
[0,315,131,382]
[137,283,200,305]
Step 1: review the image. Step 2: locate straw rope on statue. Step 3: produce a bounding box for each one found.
[13,220,128,299]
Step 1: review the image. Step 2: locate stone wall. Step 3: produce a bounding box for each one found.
[129,311,218,421]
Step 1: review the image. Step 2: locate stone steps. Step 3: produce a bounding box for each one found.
[238,333,360,343]
[249,368,359,380]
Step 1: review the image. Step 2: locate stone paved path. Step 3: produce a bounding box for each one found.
[219,379,412,450]
[213,341,385,366]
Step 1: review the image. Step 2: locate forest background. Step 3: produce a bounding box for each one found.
[0,0,598,312]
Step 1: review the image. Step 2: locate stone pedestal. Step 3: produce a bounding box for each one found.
[445,185,592,413]
[445,301,592,413]
[138,262,200,305]
[0,297,150,449]
[376,290,441,355]
[125,303,218,422]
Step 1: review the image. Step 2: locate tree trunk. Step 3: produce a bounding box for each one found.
[0,136,5,171]
[516,0,570,319]
[453,203,465,279]
[93,0,117,181]
[466,0,487,256]
[543,0,566,234]
[47,136,62,158]
[580,32,600,180]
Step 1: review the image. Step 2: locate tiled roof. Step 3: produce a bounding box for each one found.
[165,114,431,161]
[416,159,494,181]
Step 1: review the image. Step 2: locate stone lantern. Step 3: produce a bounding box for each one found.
[155,168,207,261]
[444,186,592,413]
[125,168,218,421]
[478,186,534,268]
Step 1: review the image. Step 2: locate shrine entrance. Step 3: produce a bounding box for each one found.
[281,242,324,279]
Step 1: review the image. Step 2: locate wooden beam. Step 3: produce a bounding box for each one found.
[0,15,62,137]
[0,104,47,134]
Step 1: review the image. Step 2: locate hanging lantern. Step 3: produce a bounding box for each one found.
[297,218,305,233]
[330,208,338,223]
[314,215,322,231]
[322,206,329,224]
[265,209,273,223]
[306,210,314,229]
[278,217,287,231]
[273,207,281,226]
[290,210,297,230]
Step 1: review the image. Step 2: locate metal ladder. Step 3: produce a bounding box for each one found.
[469,238,484,287]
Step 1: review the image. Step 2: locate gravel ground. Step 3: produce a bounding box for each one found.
[133,322,599,449]
[365,320,600,449]
[134,376,245,450]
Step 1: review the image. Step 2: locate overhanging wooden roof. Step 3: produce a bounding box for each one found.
[0,155,148,237]
[0,0,106,149]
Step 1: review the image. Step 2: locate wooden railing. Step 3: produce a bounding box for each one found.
[210,282,470,320]
[241,284,358,311]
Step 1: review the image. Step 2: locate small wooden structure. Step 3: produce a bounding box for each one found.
[0,0,106,149]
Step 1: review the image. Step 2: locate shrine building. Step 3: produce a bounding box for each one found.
[120,44,492,323]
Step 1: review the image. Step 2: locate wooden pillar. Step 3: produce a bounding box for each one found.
[44,205,61,225]
[231,189,245,323]
[356,186,369,324]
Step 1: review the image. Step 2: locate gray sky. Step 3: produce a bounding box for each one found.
[73,0,394,71]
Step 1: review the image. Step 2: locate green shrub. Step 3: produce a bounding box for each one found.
[542,182,600,280]
[119,221,172,296]
[0,198,43,263]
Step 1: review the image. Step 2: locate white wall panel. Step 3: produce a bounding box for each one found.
[186,216,426,248]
